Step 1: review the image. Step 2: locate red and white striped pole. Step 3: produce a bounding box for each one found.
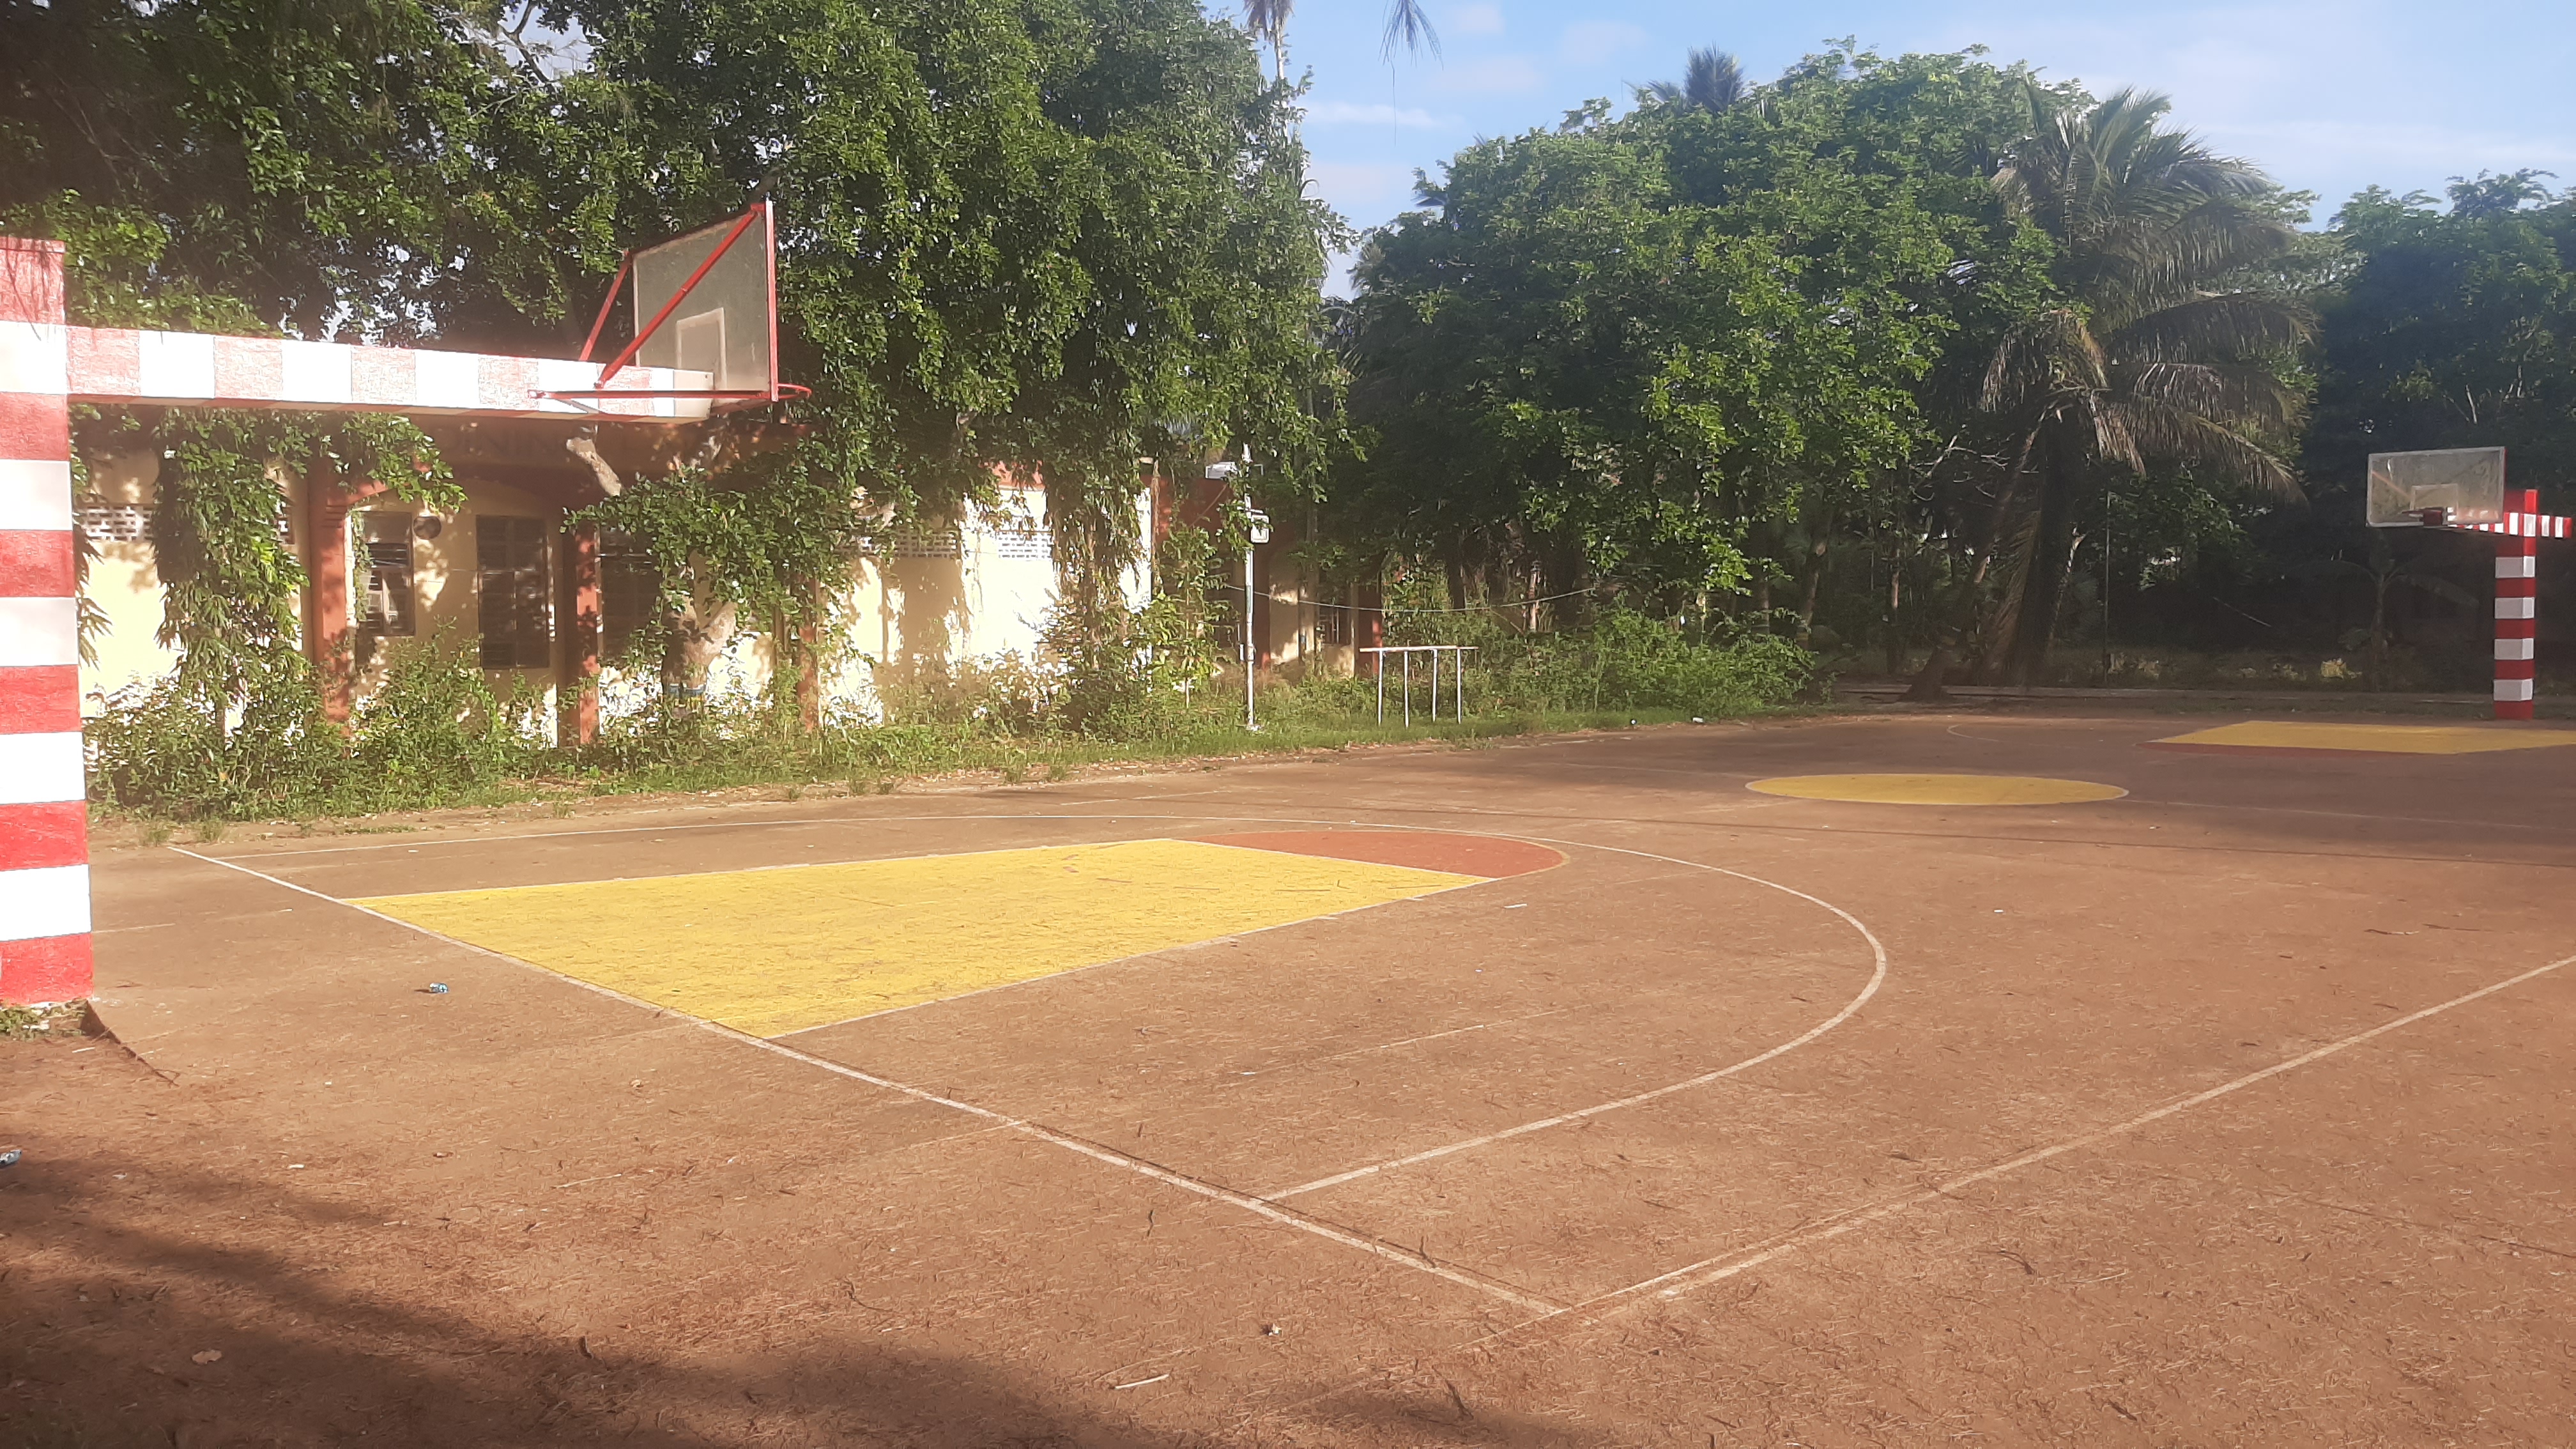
[2494,487,2541,722]
[0,238,89,1004]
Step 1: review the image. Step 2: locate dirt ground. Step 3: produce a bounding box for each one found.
[6,709,2573,1447]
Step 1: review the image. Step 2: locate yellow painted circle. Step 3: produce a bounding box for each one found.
[1747,773,2128,806]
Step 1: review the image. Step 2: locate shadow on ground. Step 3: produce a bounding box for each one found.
[1,1135,1597,1449]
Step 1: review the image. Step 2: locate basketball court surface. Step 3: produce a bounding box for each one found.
[22,709,2576,1445]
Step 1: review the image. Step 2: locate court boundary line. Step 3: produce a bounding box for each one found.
[1608,946,2576,1305]
[168,844,1567,1316]
[163,814,1888,1317]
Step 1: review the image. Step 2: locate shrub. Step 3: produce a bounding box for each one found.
[88,633,547,819]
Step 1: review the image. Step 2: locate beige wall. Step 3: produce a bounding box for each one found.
[80,467,1151,728]
[78,447,181,710]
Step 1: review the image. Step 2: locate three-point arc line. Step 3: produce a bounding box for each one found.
[164,820,2574,1328]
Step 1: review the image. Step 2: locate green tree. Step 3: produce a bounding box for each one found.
[1965,88,2310,684]
[2308,172,2576,491]
[1640,47,1749,115]
[551,0,1339,651]
[0,0,606,341]
[10,0,1343,696]
[1335,47,2051,631]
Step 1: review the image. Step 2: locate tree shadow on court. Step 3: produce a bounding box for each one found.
[1,1142,1609,1449]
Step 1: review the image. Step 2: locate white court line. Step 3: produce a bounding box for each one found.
[1241,944,2576,1432]
[1600,946,2576,1306]
[181,811,1894,1210]
[1263,839,1888,1200]
[165,845,1564,1315]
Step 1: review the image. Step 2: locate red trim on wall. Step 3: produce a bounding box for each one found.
[564,521,602,745]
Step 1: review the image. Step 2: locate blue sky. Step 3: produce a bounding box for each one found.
[1255,0,2576,291]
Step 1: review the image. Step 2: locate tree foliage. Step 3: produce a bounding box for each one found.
[2310,172,2576,489]
[1972,87,2311,681]
[545,0,1340,634]
[1335,47,2055,626]
[8,0,1342,691]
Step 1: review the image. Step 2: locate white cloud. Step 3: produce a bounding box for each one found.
[1448,3,1505,37]
[1432,54,1547,95]
[1306,100,1460,130]
[1559,20,1648,66]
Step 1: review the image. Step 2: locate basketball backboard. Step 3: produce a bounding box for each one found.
[2368,447,2504,527]
[631,207,775,398]
[561,202,802,412]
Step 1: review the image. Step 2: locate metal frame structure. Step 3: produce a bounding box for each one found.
[1363,645,1476,726]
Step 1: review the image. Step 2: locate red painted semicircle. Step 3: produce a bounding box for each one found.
[1193,830,1565,879]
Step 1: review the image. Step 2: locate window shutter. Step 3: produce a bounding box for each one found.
[479,517,554,669]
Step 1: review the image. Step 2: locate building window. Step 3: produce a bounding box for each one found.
[360,514,418,638]
[599,528,661,663]
[477,516,552,669]
[1319,598,1350,647]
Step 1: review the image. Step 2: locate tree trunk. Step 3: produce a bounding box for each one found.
[659,567,737,701]
[1882,538,1906,676]
[2002,512,2085,685]
[1798,533,1829,638]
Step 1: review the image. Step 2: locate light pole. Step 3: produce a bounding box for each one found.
[1243,507,1271,730]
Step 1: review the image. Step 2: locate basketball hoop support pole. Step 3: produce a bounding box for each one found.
[2496,487,2541,721]
[2437,489,2566,719]
[2370,448,2565,721]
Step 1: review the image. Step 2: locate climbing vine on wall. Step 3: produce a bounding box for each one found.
[576,435,875,700]
[84,409,459,716]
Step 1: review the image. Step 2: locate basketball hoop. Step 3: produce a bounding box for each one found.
[2366,448,2570,720]
[544,201,809,413]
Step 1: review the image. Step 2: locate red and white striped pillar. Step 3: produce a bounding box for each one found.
[0,238,89,1004]
[2495,486,2541,722]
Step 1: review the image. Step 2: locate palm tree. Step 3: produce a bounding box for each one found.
[1239,0,1439,83]
[1972,88,2310,683]
[1643,48,1747,114]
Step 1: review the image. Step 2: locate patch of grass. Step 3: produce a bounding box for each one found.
[0,1001,92,1039]
[188,818,227,843]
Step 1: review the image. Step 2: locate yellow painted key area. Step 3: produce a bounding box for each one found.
[2153,721,2576,755]
[356,839,1482,1038]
